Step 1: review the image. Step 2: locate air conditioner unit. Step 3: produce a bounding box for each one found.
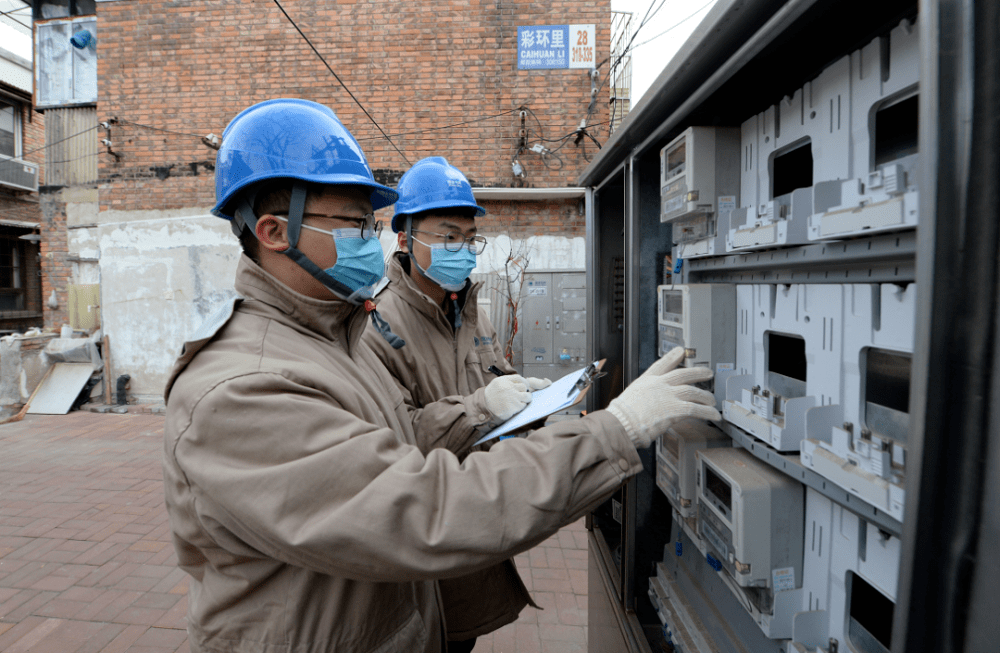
[0,155,39,192]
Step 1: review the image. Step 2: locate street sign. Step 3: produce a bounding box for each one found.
[518,24,595,70]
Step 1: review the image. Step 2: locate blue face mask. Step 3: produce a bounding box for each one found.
[323,229,386,301]
[412,238,477,291]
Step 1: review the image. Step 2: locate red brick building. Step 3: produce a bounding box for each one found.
[0,13,45,333]
[95,0,605,223]
[40,0,611,399]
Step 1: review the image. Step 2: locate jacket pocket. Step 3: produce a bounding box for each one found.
[370,608,428,653]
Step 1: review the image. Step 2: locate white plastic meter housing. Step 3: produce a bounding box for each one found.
[696,447,804,590]
[660,126,741,223]
[657,284,736,380]
[656,418,731,520]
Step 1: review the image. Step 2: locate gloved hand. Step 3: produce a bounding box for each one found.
[484,375,552,422]
[606,347,721,449]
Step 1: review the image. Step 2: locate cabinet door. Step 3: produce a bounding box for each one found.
[522,273,553,364]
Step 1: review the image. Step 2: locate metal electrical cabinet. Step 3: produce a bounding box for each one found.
[579,1,1000,652]
[520,270,587,380]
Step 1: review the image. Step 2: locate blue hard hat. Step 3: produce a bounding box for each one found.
[391,156,485,233]
[212,98,399,219]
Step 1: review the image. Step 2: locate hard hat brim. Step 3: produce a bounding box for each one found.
[390,198,486,232]
[213,172,399,219]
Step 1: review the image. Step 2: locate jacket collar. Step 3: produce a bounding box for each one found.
[233,254,370,352]
[387,252,481,327]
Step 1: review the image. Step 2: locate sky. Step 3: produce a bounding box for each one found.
[609,0,718,108]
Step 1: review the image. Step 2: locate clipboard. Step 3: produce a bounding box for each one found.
[474,359,606,445]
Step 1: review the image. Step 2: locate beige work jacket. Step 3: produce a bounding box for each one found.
[362,254,527,640]
[162,255,641,653]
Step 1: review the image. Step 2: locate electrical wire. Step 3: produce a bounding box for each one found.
[585,0,717,143]
[628,0,716,50]
[594,0,668,72]
[116,119,204,139]
[597,0,716,91]
[355,108,519,141]
[23,124,98,158]
[522,106,547,143]
[271,0,412,166]
[0,4,31,29]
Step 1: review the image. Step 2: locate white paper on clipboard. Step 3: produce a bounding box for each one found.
[474,361,599,445]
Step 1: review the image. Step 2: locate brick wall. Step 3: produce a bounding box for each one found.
[21,103,45,186]
[97,0,610,235]
[39,191,68,328]
[479,198,586,237]
[0,105,45,220]
[0,104,46,330]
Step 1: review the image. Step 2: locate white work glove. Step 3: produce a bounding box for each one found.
[606,347,722,449]
[483,374,552,422]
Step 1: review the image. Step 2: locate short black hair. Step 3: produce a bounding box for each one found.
[408,206,478,232]
[235,180,373,263]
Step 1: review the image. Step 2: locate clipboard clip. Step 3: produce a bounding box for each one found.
[568,361,606,398]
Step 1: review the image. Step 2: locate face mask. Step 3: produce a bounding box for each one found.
[412,237,477,291]
[322,228,386,301]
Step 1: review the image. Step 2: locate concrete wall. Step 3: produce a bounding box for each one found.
[477,234,586,272]
[0,334,57,406]
[97,208,240,401]
[93,214,580,402]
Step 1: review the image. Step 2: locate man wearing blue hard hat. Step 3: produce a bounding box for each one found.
[162,99,721,653]
[362,156,556,652]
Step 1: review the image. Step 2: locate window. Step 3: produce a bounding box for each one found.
[0,101,18,158]
[35,16,98,108]
[34,0,95,20]
[0,235,28,313]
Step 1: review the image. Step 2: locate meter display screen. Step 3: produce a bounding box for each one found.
[666,141,686,179]
[705,465,732,512]
[661,290,684,322]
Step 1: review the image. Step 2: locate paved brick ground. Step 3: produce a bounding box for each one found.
[0,413,588,653]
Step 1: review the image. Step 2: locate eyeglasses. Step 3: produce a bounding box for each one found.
[274,213,383,240]
[411,229,488,254]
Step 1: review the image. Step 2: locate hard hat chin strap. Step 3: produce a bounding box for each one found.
[280,182,357,301]
[282,182,405,349]
[233,191,259,238]
[405,215,466,330]
[405,215,438,286]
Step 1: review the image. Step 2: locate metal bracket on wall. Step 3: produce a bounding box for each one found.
[684,230,917,285]
[719,421,903,537]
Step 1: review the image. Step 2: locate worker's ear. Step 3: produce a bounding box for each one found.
[397,230,409,254]
[256,215,289,252]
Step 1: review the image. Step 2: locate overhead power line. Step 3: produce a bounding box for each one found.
[25,124,98,158]
[271,0,412,166]
[629,0,716,50]
[355,108,519,141]
[117,119,203,139]
[590,0,717,133]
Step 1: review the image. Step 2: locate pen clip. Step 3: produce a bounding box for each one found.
[568,362,606,398]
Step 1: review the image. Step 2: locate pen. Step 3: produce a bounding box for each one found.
[487,365,504,377]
